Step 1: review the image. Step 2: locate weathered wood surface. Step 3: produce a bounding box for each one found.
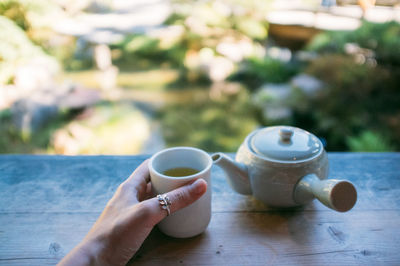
[0,153,399,265]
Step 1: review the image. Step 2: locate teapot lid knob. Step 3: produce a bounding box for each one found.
[279,128,294,142]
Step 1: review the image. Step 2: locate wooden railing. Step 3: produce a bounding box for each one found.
[0,153,399,265]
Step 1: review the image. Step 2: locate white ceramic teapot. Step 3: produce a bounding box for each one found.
[212,126,357,212]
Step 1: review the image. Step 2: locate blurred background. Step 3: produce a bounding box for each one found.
[0,0,399,155]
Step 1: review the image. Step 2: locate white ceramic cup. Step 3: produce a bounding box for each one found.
[149,147,212,238]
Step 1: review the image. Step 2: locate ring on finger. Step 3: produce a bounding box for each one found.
[157,194,172,216]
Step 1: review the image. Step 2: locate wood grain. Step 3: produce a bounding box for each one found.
[0,153,399,265]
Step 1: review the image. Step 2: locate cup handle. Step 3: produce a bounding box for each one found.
[293,174,357,212]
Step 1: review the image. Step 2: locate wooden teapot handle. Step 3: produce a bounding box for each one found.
[294,174,357,212]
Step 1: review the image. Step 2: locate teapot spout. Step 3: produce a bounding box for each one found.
[212,153,252,195]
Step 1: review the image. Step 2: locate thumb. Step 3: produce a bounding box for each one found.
[143,178,208,225]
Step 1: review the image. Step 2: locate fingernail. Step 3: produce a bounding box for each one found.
[191,179,207,194]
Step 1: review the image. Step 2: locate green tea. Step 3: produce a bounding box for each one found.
[163,167,199,177]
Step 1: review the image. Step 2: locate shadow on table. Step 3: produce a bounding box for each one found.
[236,203,319,245]
[128,203,322,264]
[128,226,207,264]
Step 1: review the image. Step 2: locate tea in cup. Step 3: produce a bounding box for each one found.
[163,167,200,177]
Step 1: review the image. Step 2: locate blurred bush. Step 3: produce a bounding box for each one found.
[229,56,299,89]
[0,0,30,30]
[0,0,80,84]
[346,131,393,152]
[308,21,400,66]
[2,1,399,154]
[111,0,270,84]
[0,107,71,153]
[292,21,400,151]
[160,87,258,152]
[0,15,58,85]
[111,33,187,69]
[0,0,64,43]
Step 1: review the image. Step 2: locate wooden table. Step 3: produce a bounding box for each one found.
[0,153,399,265]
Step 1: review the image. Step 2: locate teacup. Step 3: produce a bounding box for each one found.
[149,147,212,238]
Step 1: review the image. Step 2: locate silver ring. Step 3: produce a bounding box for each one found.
[157,194,172,216]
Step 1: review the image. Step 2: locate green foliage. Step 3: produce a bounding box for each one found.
[0,16,39,61]
[291,54,399,151]
[0,0,66,78]
[0,16,58,84]
[112,0,271,82]
[62,40,94,71]
[230,57,299,89]
[164,12,186,26]
[299,21,400,151]
[64,103,150,154]
[3,0,399,154]
[160,89,258,152]
[0,0,30,30]
[0,103,150,154]
[0,108,71,153]
[235,19,268,40]
[306,30,347,54]
[0,0,63,37]
[124,35,160,56]
[354,21,400,66]
[346,131,393,152]
[111,34,186,69]
[307,21,400,66]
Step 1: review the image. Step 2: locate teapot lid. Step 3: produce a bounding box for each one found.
[249,126,322,162]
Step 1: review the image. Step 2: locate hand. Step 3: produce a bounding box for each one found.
[58,160,208,266]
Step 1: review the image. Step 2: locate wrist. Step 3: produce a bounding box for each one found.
[58,239,99,266]
[79,237,110,266]
[59,238,107,266]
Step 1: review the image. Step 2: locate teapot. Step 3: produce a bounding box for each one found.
[212,126,357,212]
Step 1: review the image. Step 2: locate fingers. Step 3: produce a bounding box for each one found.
[141,178,208,225]
[125,159,150,185]
[121,160,150,201]
[167,179,207,213]
[143,182,153,201]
